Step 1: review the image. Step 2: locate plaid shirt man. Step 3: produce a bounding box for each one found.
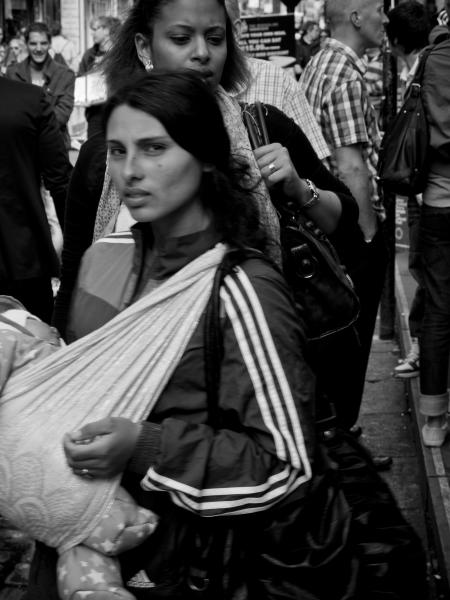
[301,38,383,217]
[233,57,330,161]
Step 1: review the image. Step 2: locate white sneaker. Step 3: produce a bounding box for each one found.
[394,340,420,379]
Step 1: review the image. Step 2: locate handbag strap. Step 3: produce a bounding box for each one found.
[408,44,434,89]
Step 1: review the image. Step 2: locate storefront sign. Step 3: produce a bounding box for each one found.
[241,13,296,62]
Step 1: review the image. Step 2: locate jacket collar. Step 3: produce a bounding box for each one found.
[14,55,58,84]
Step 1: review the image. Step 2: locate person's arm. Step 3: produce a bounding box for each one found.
[37,89,72,227]
[254,104,358,235]
[334,144,377,242]
[52,133,107,337]
[52,69,75,127]
[64,261,316,517]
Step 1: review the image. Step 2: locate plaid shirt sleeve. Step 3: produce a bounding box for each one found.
[325,80,370,149]
[282,76,330,160]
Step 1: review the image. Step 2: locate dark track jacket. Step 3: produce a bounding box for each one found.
[67,227,316,517]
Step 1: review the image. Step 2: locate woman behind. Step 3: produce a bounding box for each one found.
[53,0,359,338]
[25,69,344,599]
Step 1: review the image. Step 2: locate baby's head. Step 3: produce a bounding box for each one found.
[0,295,60,345]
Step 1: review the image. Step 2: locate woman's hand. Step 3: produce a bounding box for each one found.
[254,143,304,200]
[63,417,142,479]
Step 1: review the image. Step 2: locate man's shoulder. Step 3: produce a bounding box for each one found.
[0,76,42,101]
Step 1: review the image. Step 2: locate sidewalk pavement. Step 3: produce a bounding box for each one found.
[0,251,449,598]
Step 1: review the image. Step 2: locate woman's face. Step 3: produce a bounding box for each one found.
[135,0,227,90]
[107,104,207,236]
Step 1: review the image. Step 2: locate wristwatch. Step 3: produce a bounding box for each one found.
[301,179,320,210]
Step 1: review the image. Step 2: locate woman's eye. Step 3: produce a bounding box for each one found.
[170,35,190,45]
[208,35,225,46]
[143,143,165,154]
[109,147,125,157]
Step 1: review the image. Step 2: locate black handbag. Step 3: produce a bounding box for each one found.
[377,45,433,196]
[242,101,359,340]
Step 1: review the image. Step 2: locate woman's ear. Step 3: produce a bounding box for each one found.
[135,33,153,68]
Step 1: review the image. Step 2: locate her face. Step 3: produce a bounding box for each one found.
[135,0,227,90]
[27,31,50,66]
[107,105,208,237]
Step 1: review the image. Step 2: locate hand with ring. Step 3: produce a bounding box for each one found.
[253,143,304,200]
[64,417,142,479]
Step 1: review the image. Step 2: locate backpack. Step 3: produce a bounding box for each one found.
[377,45,434,196]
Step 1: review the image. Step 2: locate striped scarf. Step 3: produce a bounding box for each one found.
[0,243,226,553]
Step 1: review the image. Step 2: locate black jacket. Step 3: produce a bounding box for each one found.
[0,78,72,282]
[6,56,75,131]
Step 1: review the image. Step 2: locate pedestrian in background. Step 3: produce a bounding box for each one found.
[0,77,71,322]
[4,36,28,68]
[6,22,75,150]
[415,0,450,447]
[225,0,330,162]
[301,0,392,470]
[50,21,79,73]
[385,1,431,381]
[77,15,121,76]
[77,16,122,140]
[295,20,321,71]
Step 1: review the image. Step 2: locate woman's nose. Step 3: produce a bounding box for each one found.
[123,153,142,181]
[192,37,210,62]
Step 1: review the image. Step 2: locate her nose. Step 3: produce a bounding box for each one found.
[123,152,143,182]
[192,36,210,63]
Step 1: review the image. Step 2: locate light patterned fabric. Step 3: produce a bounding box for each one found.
[0,242,226,553]
[93,87,281,264]
[233,57,330,160]
[301,38,384,218]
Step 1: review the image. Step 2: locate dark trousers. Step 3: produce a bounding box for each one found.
[407,195,425,339]
[0,277,54,323]
[419,205,450,395]
[311,226,389,429]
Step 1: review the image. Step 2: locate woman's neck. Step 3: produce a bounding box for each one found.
[151,210,211,247]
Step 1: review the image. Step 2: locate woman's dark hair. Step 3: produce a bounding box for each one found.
[386,1,430,54]
[103,70,265,250]
[102,0,249,95]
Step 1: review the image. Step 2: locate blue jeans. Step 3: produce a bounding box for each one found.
[419,205,450,395]
[407,196,425,339]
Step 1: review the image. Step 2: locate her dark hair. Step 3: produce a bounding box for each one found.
[102,0,249,95]
[103,70,265,250]
[386,1,430,54]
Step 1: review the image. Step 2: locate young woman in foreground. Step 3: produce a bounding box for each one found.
[25,70,340,600]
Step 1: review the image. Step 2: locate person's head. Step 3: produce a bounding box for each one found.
[90,15,122,50]
[386,1,430,57]
[24,22,51,67]
[325,0,388,54]
[103,0,249,95]
[8,37,23,60]
[51,21,62,37]
[303,21,320,42]
[103,70,263,247]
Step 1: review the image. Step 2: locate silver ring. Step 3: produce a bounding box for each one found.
[268,162,276,173]
[81,468,91,477]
